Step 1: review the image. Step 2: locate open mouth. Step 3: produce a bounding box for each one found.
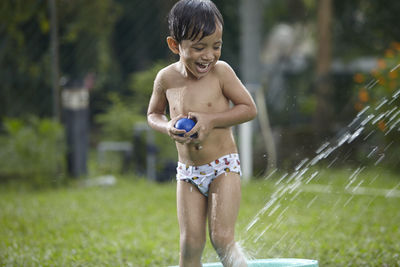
[196,62,211,73]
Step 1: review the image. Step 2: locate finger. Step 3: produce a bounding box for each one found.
[187,112,197,122]
[171,114,186,126]
[184,125,199,138]
[173,134,190,143]
[172,128,186,136]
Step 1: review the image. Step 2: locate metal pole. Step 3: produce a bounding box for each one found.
[239,0,262,180]
[48,0,61,121]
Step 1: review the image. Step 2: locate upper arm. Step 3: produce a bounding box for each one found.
[147,70,168,117]
[217,61,256,109]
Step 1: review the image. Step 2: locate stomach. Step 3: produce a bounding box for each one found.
[176,127,238,166]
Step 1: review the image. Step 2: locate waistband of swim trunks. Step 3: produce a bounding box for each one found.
[177,153,240,170]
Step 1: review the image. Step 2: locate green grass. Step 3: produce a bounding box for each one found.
[0,167,399,266]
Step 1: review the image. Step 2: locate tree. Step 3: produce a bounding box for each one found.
[314,0,333,138]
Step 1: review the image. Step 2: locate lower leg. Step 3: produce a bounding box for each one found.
[208,173,247,267]
[180,236,204,267]
[210,230,247,267]
[177,181,207,267]
[215,241,247,267]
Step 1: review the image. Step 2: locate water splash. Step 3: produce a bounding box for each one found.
[241,82,399,257]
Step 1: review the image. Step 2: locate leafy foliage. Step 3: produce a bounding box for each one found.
[95,61,177,175]
[352,42,400,167]
[95,61,168,141]
[95,93,145,141]
[0,117,66,186]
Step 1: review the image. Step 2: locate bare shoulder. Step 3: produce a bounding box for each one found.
[214,60,239,82]
[214,60,243,90]
[154,63,179,92]
[214,60,235,74]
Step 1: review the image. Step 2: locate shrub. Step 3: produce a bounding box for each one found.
[95,62,177,177]
[0,117,66,186]
[353,42,400,169]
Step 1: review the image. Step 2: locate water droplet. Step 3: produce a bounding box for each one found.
[367,146,378,158]
[264,168,277,180]
[361,114,375,125]
[347,127,364,143]
[290,189,302,201]
[374,154,385,166]
[363,129,375,140]
[316,142,330,154]
[375,98,388,110]
[392,88,400,99]
[366,79,378,89]
[268,204,281,216]
[385,106,398,118]
[343,195,354,207]
[388,110,400,123]
[305,171,319,184]
[294,158,309,171]
[338,132,351,146]
[245,217,260,233]
[267,232,289,254]
[372,112,385,124]
[356,106,370,117]
[385,182,400,198]
[351,179,365,193]
[275,173,288,185]
[390,63,400,73]
[253,224,271,243]
[327,156,338,168]
[384,141,394,151]
[306,195,318,208]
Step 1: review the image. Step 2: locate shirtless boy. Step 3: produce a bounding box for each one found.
[147,0,257,266]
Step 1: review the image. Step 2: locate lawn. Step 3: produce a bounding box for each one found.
[0,167,399,266]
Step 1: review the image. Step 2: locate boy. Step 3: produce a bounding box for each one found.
[147,0,257,266]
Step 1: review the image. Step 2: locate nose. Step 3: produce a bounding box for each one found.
[201,49,214,61]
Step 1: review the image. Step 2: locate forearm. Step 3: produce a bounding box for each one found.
[147,113,169,135]
[209,103,257,128]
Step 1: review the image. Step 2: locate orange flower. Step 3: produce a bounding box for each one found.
[358,89,369,102]
[377,120,386,131]
[371,68,379,78]
[392,42,400,51]
[384,49,395,58]
[353,73,365,83]
[354,102,363,111]
[389,70,398,79]
[377,58,387,69]
[378,78,386,86]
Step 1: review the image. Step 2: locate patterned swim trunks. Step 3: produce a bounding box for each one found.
[176,153,242,197]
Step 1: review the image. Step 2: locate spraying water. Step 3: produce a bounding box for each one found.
[241,83,400,259]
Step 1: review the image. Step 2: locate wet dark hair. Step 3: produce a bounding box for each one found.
[168,0,224,43]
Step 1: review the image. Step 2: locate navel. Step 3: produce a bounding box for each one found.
[207,102,212,107]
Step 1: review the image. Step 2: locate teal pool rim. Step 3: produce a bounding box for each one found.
[169,258,319,267]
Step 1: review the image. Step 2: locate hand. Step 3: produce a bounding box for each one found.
[167,115,192,144]
[185,112,214,144]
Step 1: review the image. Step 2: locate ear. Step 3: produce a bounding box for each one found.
[166,36,180,55]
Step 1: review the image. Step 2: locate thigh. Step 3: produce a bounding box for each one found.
[207,172,242,232]
[177,180,208,239]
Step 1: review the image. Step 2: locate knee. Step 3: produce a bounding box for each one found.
[180,233,205,259]
[209,229,234,252]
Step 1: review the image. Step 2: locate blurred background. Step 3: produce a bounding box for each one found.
[1,0,399,186]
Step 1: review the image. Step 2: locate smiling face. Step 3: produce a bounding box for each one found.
[167,23,223,79]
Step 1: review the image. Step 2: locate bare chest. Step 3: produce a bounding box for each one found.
[166,77,228,117]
